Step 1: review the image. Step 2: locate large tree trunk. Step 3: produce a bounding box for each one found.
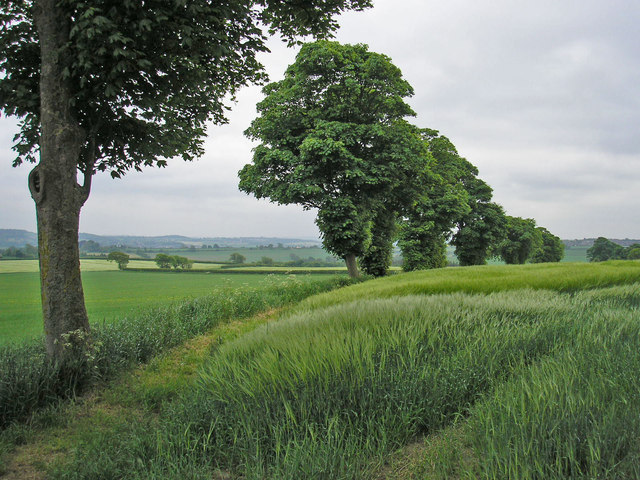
[33,0,91,361]
[344,253,360,278]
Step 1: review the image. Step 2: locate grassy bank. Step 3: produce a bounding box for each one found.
[26,262,640,479]
[296,261,640,311]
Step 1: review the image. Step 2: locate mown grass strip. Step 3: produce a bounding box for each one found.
[0,309,283,478]
[373,422,476,480]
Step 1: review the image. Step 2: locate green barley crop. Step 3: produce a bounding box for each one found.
[109,290,586,479]
[42,272,640,479]
[296,261,640,312]
[469,288,640,479]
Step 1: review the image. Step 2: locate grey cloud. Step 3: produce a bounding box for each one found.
[3,1,640,238]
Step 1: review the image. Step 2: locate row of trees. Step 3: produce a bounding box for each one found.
[587,237,640,262]
[154,254,193,270]
[0,244,39,259]
[239,41,563,277]
[0,0,567,364]
[232,253,342,267]
[104,251,344,270]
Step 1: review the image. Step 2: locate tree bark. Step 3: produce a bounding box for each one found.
[33,0,90,361]
[344,253,360,278]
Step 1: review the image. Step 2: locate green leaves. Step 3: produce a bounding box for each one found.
[529,227,564,263]
[495,216,543,264]
[586,237,628,262]
[1,0,371,174]
[240,41,425,268]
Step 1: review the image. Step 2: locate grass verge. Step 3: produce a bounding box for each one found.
[0,275,354,429]
[0,309,283,478]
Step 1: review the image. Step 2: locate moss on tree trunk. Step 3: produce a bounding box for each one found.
[34,0,91,361]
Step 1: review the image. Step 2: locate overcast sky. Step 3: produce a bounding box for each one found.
[2,0,640,240]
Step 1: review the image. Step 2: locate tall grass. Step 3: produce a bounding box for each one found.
[187,291,581,479]
[18,267,640,479]
[470,289,640,479]
[55,288,600,479]
[0,275,352,429]
[296,261,640,312]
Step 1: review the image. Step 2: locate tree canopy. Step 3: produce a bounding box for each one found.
[448,154,506,266]
[397,130,472,271]
[529,227,564,263]
[587,237,629,262]
[229,252,246,264]
[396,129,507,271]
[0,0,371,360]
[1,0,372,176]
[107,250,129,270]
[239,41,428,277]
[495,216,541,265]
[155,253,193,269]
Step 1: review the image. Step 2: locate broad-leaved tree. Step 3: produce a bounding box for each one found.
[0,0,371,360]
[239,41,428,277]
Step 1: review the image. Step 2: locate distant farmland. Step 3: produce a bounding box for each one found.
[98,246,337,263]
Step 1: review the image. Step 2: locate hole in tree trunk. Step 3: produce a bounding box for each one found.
[32,171,41,192]
[29,166,45,203]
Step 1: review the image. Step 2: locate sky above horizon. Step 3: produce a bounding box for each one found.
[1,0,639,240]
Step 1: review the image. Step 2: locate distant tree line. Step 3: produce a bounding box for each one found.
[257,254,342,268]
[0,244,39,259]
[79,241,154,259]
[587,238,640,262]
[565,238,640,248]
[154,254,194,270]
[226,252,342,268]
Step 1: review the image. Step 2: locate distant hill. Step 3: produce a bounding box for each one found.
[5,229,639,251]
[0,229,321,249]
[0,229,37,248]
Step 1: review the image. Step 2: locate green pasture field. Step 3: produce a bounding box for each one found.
[562,245,589,262]
[0,259,122,274]
[221,265,349,273]
[0,259,348,276]
[127,259,225,270]
[0,259,227,274]
[0,270,339,344]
